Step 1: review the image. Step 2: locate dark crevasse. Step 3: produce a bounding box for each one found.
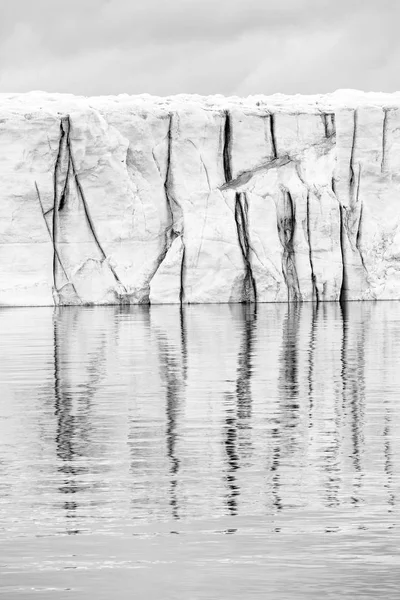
[305,191,319,303]
[234,192,257,303]
[276,190,301,302]
[40,116,128,304]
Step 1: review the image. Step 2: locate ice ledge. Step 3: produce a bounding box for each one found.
[2,89,400,115]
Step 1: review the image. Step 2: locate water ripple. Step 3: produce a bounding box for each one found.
[1,302,400,598]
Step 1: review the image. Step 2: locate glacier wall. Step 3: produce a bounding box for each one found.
[2,90,400,306]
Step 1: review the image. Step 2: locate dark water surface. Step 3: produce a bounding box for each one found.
[1,303,399,599]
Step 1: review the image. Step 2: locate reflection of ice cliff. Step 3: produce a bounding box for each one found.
[5,302,386,532]
[0,303,389,532]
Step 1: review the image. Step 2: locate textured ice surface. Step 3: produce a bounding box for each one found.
[1,90,400,305]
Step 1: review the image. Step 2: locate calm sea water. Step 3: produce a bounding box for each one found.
[0,302,399,599]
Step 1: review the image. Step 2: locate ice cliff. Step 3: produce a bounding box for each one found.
[1,90,400,306]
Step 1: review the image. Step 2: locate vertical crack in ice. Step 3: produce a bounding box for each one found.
[348,111,367,277]
[269,113,278,159]
[149,114,186,303]
[148,116,177,295]
[223,110,232,182]
[164,113,186,304]
[381,108,389,173]
[331,113,336,137]
[52,118,68,291]
[179,244,186,305]
[164,114,175,227]
[334,176,347,304]
[35,181,80,301]
[322,114,329,138]
[355,165,367,272]
[147,116,176,293]
[52,116,127,298]
[58,156,71,212]
[306,191,319,302]
[66,117,127,292]
[349,109,358,200]
[277,190,300,302]
[322,113,336,138]
[339,211,347,303]
[234,192,257,303]
[67,139,106,259]
[194,152,211,269]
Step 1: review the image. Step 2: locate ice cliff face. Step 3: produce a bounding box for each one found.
[1,90,400,306]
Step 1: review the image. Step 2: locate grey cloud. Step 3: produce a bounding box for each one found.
[1,0,372,57]
[0,0,399,95]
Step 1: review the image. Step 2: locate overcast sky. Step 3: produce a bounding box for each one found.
[0,0,398,96]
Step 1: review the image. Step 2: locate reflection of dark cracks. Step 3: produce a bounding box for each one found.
[156,325,187,520]
[270,425,282,511]
[180,305,188,380]
[277,190,301,302]
[234,192,257,303]
[383,401,395,508]
[236,304,257,423]
[223,304,256,515]
[273,305,301,507]
[179,244,186,305]
[164,349,181,520]
[307,303,319,426]
[340,303,365,503]
[53,309,109,529]
[224,399,239,516]
[280,304,301,419]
